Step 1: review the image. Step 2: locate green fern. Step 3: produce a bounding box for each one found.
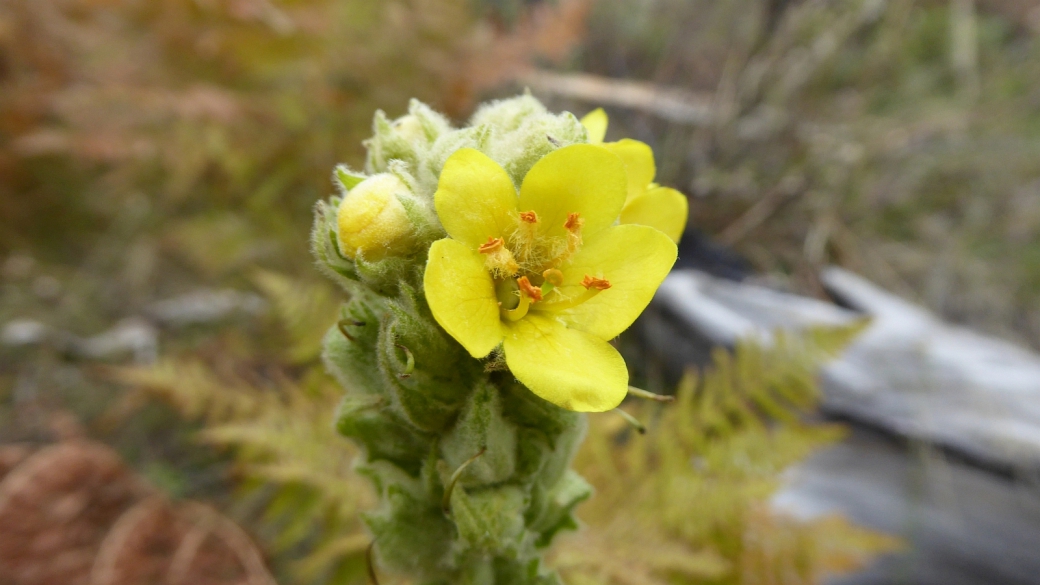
[116,357,372,585]
[114,276,372,585]
[553,321,899,585]
[251,270,342,365]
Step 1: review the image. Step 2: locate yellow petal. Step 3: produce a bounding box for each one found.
[503,314,628,412]
[518,144,627,240]
[580,108,608,144]
[602,139,656,204]
[434,148,518,249]
[424,238,503,357]
[620,185,689,243]
[557,224,677,340]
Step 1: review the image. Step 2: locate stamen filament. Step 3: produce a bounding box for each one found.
[529,287,602,312]
[501,291,530,321]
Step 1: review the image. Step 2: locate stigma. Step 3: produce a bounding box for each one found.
[542,268,564,286]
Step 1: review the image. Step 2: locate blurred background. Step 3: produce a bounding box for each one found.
[2,0,1040,583]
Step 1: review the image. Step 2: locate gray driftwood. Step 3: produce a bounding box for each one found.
[646,267,1040,585]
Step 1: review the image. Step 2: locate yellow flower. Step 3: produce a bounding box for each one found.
[580,108,688,243]
[424,145,677,412]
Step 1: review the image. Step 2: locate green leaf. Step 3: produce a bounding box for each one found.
[334,164,367,191]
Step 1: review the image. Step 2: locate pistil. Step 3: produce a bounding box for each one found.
[541,268,563,294]
[501,290,531,321]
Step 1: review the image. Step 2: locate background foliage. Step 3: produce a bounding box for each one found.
[564,0,1040,348]
[2,0,1034,582]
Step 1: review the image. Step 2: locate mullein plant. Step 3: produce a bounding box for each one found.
[312,95,687,584]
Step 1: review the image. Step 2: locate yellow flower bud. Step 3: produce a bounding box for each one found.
[336,174,415,261]
[392,114,427,144]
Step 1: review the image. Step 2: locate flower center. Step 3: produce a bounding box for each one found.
[488,211,610,321]
[495,272,610,321]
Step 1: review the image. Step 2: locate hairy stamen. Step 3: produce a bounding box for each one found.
[564,212,583,232]
[478,237,504,253]
[480,236,519,277]
[516,211,541,264]
[552,212,584,265]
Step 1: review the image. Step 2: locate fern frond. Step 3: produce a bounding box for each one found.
[112,359,259,423]
[117,357,372,583]
[556,322,897,585]
[251,270,342,364]
[113,271,371,585]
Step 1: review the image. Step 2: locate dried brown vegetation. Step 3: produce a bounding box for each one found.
[0,441,273,585]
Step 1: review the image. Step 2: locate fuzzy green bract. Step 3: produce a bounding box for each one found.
[312,95,665,584]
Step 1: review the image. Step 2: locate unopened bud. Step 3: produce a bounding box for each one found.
[336,174,416,261]
[392,114,428,144]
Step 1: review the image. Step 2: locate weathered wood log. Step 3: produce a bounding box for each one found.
[647,266,1040,585]
[519,70,714,125]
[652,267,1040,474]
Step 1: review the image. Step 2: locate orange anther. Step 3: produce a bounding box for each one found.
[517,276,543,302]
[542,268,564,287]
[478,237,504,254]
[581,275,611,290]
[564,212,583,231]
[519,211,538,224]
